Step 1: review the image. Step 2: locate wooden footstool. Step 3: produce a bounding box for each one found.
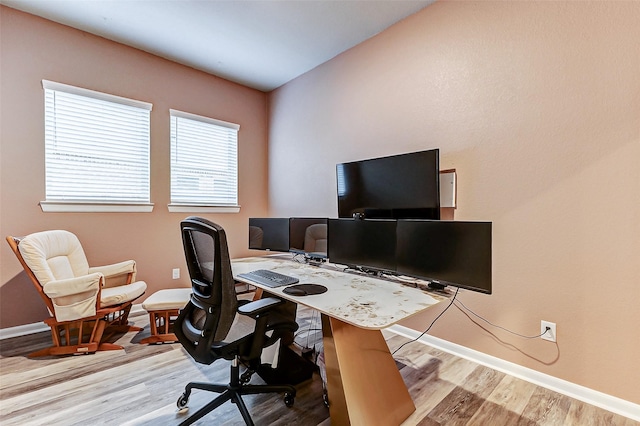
[140,288,191,344]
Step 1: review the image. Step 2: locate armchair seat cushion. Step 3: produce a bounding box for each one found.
[100,280,147,308]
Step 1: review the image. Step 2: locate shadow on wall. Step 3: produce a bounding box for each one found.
[0,272,50,329]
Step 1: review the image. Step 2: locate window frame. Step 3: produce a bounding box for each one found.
[168,109,240,213]
[40,80,153,213]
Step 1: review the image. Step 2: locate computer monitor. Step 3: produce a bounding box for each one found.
[395,220,492,294]
[248,218,289,252]
[336,149,440,220]
[289,218,328,259]
[327,218,397,274]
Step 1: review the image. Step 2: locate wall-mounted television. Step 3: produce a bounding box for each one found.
[336,149,440,220]
[248,218,289,252]
[327,218,397,274]
[395,220,492,294]
[289,217,328,259]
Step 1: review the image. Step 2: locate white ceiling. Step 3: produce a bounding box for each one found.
[1,0,434,92]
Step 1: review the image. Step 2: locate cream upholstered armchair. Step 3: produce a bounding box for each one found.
[6,230,147,357]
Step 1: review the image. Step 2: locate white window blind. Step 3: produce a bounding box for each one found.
[170,109,239,208]
[43,80,152,205]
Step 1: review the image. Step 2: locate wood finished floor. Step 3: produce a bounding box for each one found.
[0,303,636,426]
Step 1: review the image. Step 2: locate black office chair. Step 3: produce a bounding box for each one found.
[175,217,298,426]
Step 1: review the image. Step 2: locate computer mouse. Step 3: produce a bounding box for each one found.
[283,286,307,296]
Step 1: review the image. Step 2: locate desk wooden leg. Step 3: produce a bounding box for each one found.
[252,287,263,301]
[321,315,415,426]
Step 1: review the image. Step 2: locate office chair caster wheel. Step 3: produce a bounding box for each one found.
[284,393,295,407]
[240,369,254,384]
[177,393,189,412]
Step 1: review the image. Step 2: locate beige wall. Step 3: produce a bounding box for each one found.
[0,7,270,328]
[268,1,639,404]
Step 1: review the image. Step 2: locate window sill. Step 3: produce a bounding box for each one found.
[40,201,154,213]
[168,204,241,213]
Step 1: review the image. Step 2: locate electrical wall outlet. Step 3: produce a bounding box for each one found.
[172,268,180,279]
[541,320,556,342]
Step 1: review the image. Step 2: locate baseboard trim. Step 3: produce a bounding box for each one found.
[388,324,640,422]
[0,303,147,340]
[0,321,49,340]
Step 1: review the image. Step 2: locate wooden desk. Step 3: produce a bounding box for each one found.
[232,257,445,426]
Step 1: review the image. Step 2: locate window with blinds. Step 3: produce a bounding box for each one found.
[42,80,152,211]
[170,109,239,211]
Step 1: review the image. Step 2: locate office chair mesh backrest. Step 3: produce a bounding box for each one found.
[177,217,238,363]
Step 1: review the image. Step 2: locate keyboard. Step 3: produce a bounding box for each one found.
[237,269,299,288]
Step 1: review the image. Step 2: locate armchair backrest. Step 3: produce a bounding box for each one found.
[16,230,90,287]
[175,217,238,364]
[6,230,97,320]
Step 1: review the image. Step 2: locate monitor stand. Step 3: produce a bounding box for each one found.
[427,281,447,291]
[304,254,327,265]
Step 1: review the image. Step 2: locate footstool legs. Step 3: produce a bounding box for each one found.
[140,288,192,345]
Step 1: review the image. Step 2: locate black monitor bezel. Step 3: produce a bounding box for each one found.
[395,219,492,294]
[327,218,398,275]
[289,217,328,260]
[248,217,290,252]
[336,149,441,220]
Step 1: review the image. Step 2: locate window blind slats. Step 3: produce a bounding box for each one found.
[44,82,151,203]
[170,112,239,206]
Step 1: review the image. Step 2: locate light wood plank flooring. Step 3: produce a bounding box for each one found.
[1,302,636,425]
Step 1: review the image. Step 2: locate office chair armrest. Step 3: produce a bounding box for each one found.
[237,297,283,318]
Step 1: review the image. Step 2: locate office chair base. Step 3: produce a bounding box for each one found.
[177,381,296,426]
[177,362,296,426]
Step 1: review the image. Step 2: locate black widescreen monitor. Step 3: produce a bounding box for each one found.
[327,218,397,273]
[248,218,289,252]
[336,149,440,220]
[396,220,492,294]
[289,218,328,259]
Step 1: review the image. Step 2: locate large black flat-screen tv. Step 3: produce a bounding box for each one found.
[289,217,328,259]
[327,218,397,274]
[248,218,289,252]
[395,220,492,294]
[336,149,440,220]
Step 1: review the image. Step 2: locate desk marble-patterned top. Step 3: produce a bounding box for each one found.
[232,257,447,330]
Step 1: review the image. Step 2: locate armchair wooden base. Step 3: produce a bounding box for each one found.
[27,302,141,358]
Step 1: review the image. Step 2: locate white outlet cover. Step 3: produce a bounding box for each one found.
[541,321,556,342]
